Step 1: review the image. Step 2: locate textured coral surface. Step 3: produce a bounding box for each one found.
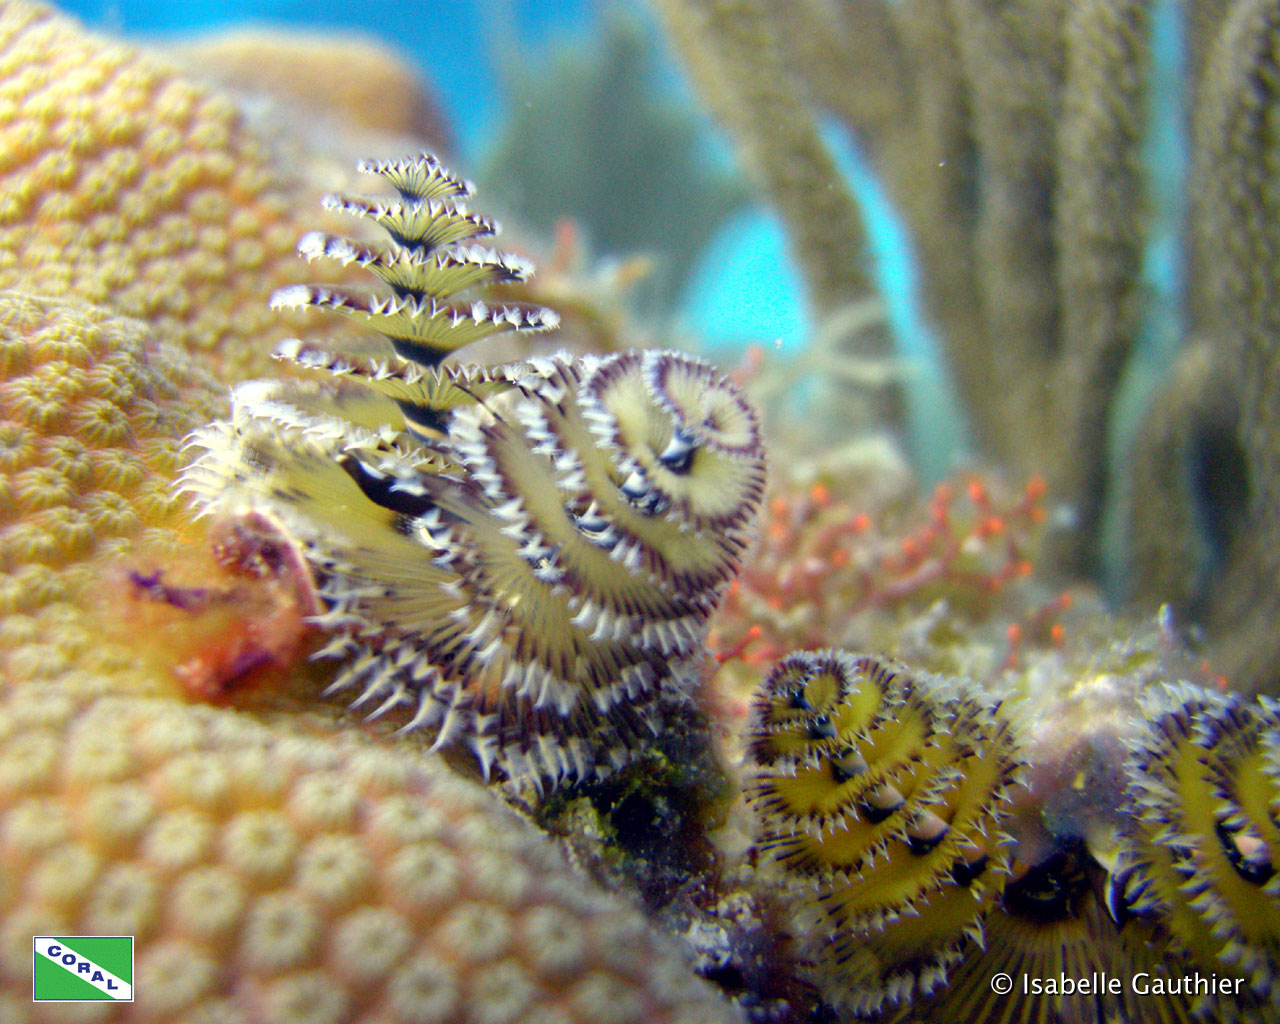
[0,9,744,1022]
[0,679,742,1024]
[0,2,349,383]
[0,290,219,616]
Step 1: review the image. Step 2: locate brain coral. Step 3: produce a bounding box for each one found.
[0,290,220,617]
[0,678,743,1024]
[0,1,354,382]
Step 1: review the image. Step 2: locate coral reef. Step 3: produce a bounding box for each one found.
[0,678,744,1024]
[649,0,1280,693]
[650,0,1146,549]
[0,291,220,616]
[710,466,1065,690]
[0,1,368,384]
[745,651,1021,1018]
[0,12,756,1024]
[10,5,1280,1023]
[648,0,899,432]
[181,153,767,791]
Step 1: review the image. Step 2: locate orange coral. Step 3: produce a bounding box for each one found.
[710,471,1057,675]
[173,28,453,152]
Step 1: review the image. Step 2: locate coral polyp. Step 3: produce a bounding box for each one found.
[745,650,1021,1018]
[181,152,766,791]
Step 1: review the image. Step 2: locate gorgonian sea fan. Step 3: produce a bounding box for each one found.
[746,650,1021,1018]
[180,153,766,791]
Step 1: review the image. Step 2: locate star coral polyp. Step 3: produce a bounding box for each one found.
[0,291,219,618]
[0,679,743,1024]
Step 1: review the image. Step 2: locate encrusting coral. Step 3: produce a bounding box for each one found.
[0,290,220,617]
[10,4,1280,1023]
[181,152,767,792]
[0,1,370,384]
[0,678,745,1024]
[709,469,1059,685]
[0,9,755,1021]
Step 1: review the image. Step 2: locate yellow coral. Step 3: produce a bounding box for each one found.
[0,678,743,1024]
[0,291,219,615]
[0,2,354,383]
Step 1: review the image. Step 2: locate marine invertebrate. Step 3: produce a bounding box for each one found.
[0,1,366,383]
[182,152,767,790]
[745,650,1020,1018]
[650,0,1151,566]
[932,842,1124,1024]
[1126,0,1280,694]
[0,677,745,1024]
[1108,682,1280,1018]
[651,0,1280,693]
[0,290,219,617]
[648,0,898,431]
[710,469,1059,684]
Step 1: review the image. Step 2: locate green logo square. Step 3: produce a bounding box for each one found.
[33,936,134,1002]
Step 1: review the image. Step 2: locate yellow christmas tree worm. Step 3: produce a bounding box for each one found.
[1108,683,1280,1017]
[183,153,767,791]
[745,650,1021,1018]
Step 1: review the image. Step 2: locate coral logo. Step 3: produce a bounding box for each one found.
[32,937,133,1002]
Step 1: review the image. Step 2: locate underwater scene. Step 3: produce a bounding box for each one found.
[1,0,1279,1021]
